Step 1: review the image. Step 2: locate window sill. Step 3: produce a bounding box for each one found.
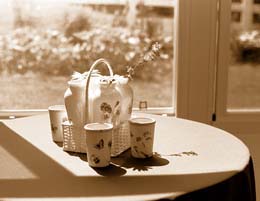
[0,107,175,119]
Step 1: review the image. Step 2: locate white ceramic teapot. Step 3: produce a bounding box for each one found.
[64,58,133,156]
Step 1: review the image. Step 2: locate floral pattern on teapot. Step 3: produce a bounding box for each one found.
[99,100,121,126]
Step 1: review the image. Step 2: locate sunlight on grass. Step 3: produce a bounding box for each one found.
[228,63,260,109]
[0,73,172,110]
[1,63,260,110]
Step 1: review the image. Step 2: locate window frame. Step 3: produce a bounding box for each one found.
[213,0,260,135]
[175,0,218,124]
[3,0,259,136]
[176,0,260,135]
[0,0,220,122]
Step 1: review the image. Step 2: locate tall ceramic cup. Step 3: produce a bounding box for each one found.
[84,123,113,167]
[129,117,156,158]
[48,105,67,142]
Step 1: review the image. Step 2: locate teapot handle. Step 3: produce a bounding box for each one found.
[85,58,114,124]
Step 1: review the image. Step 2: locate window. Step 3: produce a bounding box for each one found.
[231,11,241,22]
[253,13,260,24]
[232,0,242,3]
[3,0,259,135]
[0,0,175,114]
[175,0,260,135]
[214,0,260,134]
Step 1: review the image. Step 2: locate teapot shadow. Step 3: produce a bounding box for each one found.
[65,151,127,177]
[112,150,169,171]
[92,164,127,177]
[64,149,169,175]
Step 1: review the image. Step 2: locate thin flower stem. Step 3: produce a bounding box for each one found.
[126,42,162,79]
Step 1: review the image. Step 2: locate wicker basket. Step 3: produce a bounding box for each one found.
[62,58,131,156]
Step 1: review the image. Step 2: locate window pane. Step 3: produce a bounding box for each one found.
[253,13,260,24]
[0,0,174,110]
[232,0,242,3]
[254,0,260,4]
[228,1,260,109]
[231,11,241,22]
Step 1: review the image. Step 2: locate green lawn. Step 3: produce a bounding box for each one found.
[0,72,173,110]
[1,63,260,110]
[228,63,260,109]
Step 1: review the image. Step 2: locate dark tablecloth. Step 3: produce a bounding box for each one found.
[164,157,256,201]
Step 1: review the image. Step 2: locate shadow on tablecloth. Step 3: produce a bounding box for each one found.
[0,122,255,200]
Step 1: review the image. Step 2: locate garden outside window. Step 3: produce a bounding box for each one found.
[0,0,175,117]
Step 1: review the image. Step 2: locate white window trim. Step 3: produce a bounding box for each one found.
[175,0,260,135]
[213,0,260,135]
[0,107,175,119]
[175,0,218,125]
[0,110,47,119]
[68,0,176,7]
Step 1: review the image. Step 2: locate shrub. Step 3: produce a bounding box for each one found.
[0,24,173,81]
[64,14,92,37]
[231,30,260,63]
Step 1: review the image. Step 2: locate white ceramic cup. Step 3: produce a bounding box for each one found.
[48,105,67,142]
[129,117,156,158]
[84,123,113,167]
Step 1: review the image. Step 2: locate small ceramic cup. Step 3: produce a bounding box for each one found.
[84,123,113,167]
[129,117,156,158]
[48,105,67,142]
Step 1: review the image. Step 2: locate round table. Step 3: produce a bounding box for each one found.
[0,113,254,201]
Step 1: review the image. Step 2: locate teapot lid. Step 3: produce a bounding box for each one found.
[99,76,117,88]
[70,70,100,81]
[68,70,100,86]
[113,74,129,84]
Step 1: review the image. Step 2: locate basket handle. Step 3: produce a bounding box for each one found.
[85,58,114,124]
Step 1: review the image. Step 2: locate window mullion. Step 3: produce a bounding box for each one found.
[175,0,218,125]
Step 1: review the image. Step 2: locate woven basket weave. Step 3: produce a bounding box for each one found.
[62,58,131,156]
